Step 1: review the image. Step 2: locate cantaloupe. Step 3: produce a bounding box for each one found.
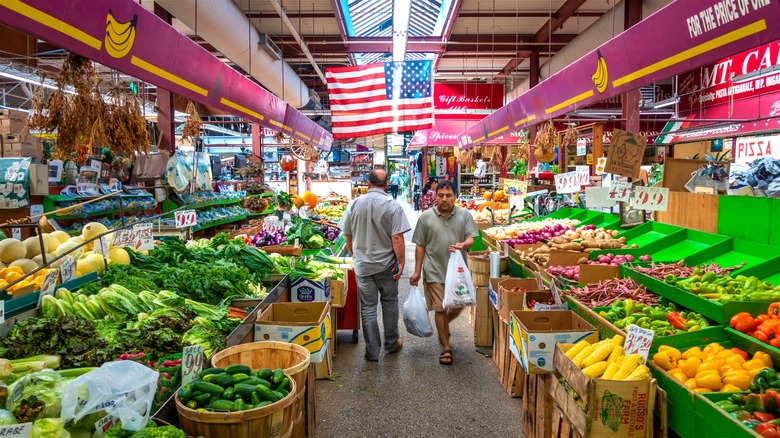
[10,258,38,274]
[82,222,108,241]
[24,236,48,258]
[32,253,57,267]
[51,231,70,244]
[85,254,106,274]
[54,241,84,259]
[0,239,25,264]
[42,234,60,252]
[108,247,130,265]
[76,258,100,276]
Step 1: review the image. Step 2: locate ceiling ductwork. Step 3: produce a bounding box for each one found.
[155,0,313,108]
[506,0,674,100]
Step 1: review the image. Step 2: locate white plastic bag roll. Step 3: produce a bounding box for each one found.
[490,251,501,278]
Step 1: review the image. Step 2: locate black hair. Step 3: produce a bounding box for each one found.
[368,168,388,187]
[436,180,456,196]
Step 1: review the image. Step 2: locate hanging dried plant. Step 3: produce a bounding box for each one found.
[472,146,483,159]
[534,120,557,163]
[457,149,475,166]
[180,101,201,144]
[489,145,503,170]
[504,146,518,170]
[563,122,579,146]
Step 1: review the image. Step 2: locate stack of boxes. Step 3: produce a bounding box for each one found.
[0,109,38,158]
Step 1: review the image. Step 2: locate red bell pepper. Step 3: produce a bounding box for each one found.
[756,423,778,434]
[770,303,780,318]
[758,314,773,325]
[754,331,771,343]
[755,412,776,423]
[667,311,688,331]
[732,313,757,333]
[732,348,749,361]
[762,429,780,438]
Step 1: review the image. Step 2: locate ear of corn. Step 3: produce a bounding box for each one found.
[582,343,615,368]
[607,346,625,364]
[626,365,651,380]
[602,361,621,379]
[572,346,595,368]
[582,361,609,378]
[566,340,591,359]
[613,354,644,380]
[611,334,625,345]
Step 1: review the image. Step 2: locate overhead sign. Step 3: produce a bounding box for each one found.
[434,83,504,111]
[457,0,780,149]
[605,130,647,180]
[733,134,780,166]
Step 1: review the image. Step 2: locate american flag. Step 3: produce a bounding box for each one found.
[326,60,434,139]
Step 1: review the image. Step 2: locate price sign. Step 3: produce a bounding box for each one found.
[623,324,655,361]
[631,186,669,212]
[595,157,607,175]
[554,171,579,194]
[607,181,632,203]
[585,187,616,209]
[0,300,4,325]
[133,223,154,251]
[534,271,544,290]
[175,210,197,228]
[504,179,527,198]
[95,415,120,438]
[11,228,20,240]
[532,303,569,311]
[0,423,32,437]
[181,345,204,386]
[93,236,109,258]
[60,256,76,283]
[263,219,284,233]
[112,229,135,248]
[549,281,563,305]
[576,139,587,156]
[40,269,58,298]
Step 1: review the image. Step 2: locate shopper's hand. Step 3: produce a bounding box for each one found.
[393,263,404,280]
[449,242,466,252]
[409,272,420,286]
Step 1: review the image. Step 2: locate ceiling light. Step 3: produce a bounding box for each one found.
[731,64,780,84]
[652,96,679,109]
[392,0,412,62]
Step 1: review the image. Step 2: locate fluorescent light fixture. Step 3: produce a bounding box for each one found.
[732,64,780,84]
[392,0,412,62]
[0,70,76,95]
[652,96,679,109]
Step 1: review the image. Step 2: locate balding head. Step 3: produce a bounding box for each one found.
[368,168,388,188]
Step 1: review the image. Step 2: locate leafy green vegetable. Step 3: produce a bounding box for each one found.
[182,325,224,357]
[0,409,16,426]
[31,418,70,438]
[7,370,65,422]
[130,425,186,438]
[284,216,325,249]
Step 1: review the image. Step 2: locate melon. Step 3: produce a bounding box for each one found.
[0,239,26,264]
[10,258,38,274]
[67,236,86,245]
[55,241,84,259]
[51,231,70,244]
[42,234,60,252]
[85,254,106,274]
[24,236,48,258]
[0,262,6,269]
[82,222,108,241]
[31,253,57,267]
[49,257,66,269]
[76,258,100,275]
[108,247,130,265]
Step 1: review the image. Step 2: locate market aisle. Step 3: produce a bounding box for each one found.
[315,200,524,438]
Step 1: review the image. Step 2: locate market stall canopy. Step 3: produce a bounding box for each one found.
[456,0,780,150]
[0,0,332,151]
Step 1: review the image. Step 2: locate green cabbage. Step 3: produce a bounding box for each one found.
[0,409,16,426]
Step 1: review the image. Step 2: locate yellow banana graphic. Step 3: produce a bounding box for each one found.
[591,50,608,93]
[104,10,138,59]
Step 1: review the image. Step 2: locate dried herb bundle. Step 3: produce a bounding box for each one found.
[563,122,579,146]
[489,145,503,170]
[180,101,202,144]
[457,149,475,166]
[534,120,557,163]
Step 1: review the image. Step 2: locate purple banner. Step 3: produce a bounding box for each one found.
[458,0,780,149]
[0,0,331,150]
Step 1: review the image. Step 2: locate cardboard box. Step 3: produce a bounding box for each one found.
[550,344,656,438]
[547,250,588,267]
[329,268,349,307]
[489,276,512,309]
[578,264,621,285]
[508,310,598,374]
[254,302,332,363]
[2,143,21,157]
[498,278,546,322]
[290,277,331,303]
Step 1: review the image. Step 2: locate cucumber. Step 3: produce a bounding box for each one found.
[178,388,194,403]
[274,377,290,391]
[257,368,274,379]
[256,378,272,388]
[203,373,227,384]
[186,400,198,410]
[216,374,235,388]
[199,367,225,378]
[231,373,250,383]
[270,390,284,401]
[209,400,236,412]
[225,364,252,375]
[251,392,261,406]
[255,401,272,408]
[278,388,289,397]
[272,368,284,384]
[234,383,258,398]
[193,393,212,407]
[222,387,235,400]
[235,399,246,411]
[256,384,278,402]
[192,380,225,396]
[241,376,264,386]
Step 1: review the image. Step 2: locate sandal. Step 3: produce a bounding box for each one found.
[439,349,453,365]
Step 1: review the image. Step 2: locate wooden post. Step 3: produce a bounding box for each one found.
[592,123,604,174]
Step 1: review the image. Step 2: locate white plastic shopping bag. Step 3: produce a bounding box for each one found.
[61,360,159,431]
[403,287,434,337]
[443,251,476,308]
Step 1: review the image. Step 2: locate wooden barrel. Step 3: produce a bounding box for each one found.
[175,377,297,438]
[211,342,310,431]
[468,251,508,286]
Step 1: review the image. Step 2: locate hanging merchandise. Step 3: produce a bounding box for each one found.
[165,150,213,192]
[534,121,557,163]
[0,157,32,209]
[474,160,488,178]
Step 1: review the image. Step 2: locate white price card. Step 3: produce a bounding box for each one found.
[607,181,632,203]
[60,256,76,283]
[40,269,59,298]
[93,236,109,258]
[631,186,670,212]
[133,223,154,251]
[534,271,544,290]
[0,300,5,325]
[112,229,135,248]
[585,187,617,209]
[11,228,21,240]
[95,415,120,438]
[175,210,197,228]
[623,324,655,361]
[554,170,590,194]
[181,345,204,386]
[0,423,32,437]
[532,302,569,311]
[549,280,563,305]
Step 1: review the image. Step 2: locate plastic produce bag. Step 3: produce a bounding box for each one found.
[403,287,433,337]
[443,251,476,308]
[6,369,66,423]
[61,361,158,431]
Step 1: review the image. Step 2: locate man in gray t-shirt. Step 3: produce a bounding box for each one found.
[411,181,478,365]
[341,169,411,361]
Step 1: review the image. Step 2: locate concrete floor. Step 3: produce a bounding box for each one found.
[314,200,524,437]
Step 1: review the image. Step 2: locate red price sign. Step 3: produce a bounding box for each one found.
[181,345,204,386]
[175,210,198,228]
[623,324,655,361]
[631,186,669,211]
[133,223,154,251]
[60,256,76,283]
[607,181,632,203]
[95,415,120,438]
[112,229,135,248]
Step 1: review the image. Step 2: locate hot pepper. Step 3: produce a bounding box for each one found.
[716,400,743,413]
[701,271,719,283]
[667,311,688,331]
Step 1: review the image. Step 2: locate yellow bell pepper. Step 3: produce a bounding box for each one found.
[726,355,746,368]
[720,383,743,392]
[694,388,713,393]
[722,371,751,391]
[668,368,687,382]
[684,377,698,389]
[5,271,22,282]
[717,349,736,359]
[653,351,677,371]
[682,347,704,360]
[703,343,724,357]
[697,361,724,374]
[743,359,768,371]
[680,357,703,378]
[696,370,723,391]
[720,365,736,374]
[659,346,682,362]
[754,351,774,369]
[749,367,771,378]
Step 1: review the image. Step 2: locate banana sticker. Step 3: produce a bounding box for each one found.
[591,50,608,93]
[105,10,138,59]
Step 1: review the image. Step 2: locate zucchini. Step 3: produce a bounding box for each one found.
[234,383,258,398]
[256,384,278,402]
[272,368,284,384]
[216,374,235,388]
[222,387,235,400]
[209,400,236,412]
[193,393,212,407]
[178,388,194,403]
[192,380,225,396]
[231,373,250,383]
[199,367,225,378]
[225,364,252,375]
[257,368,274,379]
[203,372,227,384]
[274,377,290,391]
[235,399,246,411]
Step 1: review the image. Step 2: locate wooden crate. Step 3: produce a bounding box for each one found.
[314,347,333,380]
[497,319,524,397]
[523,373,553,438]
[474,286,493,347]
[495,318,508,381]
[655,191,719,233]
[551,405,585,438]
[491,305,501,368]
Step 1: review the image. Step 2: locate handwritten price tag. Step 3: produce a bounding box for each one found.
[554,170,590,194]
[623,324,655,361]
[534,271,544,290]
[0,300,5,325]
[631,186,669,212]
[549,281,563,305]
[112,229,135,248]
[40,269,58,297]
[607,181,632,203]
[60,256,76,283]
[532,303,569,311]
[133,223,154,251]
[95,415,120,438]
[93,236,109,258]
[0,423,32,437]
[175,210,197,228]
[181,345,204,386]
[11,228,20,240]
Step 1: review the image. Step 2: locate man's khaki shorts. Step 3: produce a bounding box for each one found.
[423,282,446,313]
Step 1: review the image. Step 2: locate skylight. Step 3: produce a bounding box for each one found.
[340,0,454,38]
[353,52,436,66]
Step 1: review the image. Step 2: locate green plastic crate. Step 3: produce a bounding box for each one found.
[647,228,730,263]
[545,207,584,219]
[718,196,774,246]
[695,392,759,438]
[615,221,685,249]
[685,238,780,273]
[740,257,780,287]
[569,209,604,223]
